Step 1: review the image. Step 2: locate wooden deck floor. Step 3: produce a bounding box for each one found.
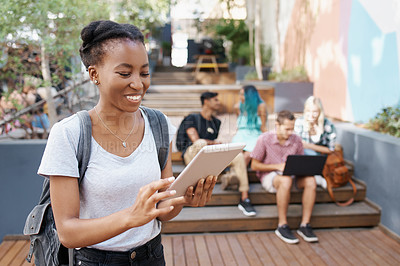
[1,228,399,265]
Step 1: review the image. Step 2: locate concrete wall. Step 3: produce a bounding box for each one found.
[273,82,313,113]
[0,140,46,241]
[335,123,400,237]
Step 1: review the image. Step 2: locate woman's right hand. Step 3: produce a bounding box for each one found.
[127,177,177,228]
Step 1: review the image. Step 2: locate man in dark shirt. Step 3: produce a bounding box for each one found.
[176,92,221,159]
[176,92,256,216]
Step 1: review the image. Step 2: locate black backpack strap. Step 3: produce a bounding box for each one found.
[37,111,92,205]
[27,111,92,265]
[140,106,170,170]
[70,110,92,266]
[76,110,92,182]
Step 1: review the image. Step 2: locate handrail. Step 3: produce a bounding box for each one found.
[0,79,90,127]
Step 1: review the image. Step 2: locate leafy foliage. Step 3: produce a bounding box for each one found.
[366,106,400,138]
[116,0,170,35]
[261,44,273,66]
[244,70,258,81]
[206,19,249,64]
[268,66,309,82]
[0,0,109,91]
[0,0,170,92]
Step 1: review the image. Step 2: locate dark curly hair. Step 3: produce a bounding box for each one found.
[79,20,145,69]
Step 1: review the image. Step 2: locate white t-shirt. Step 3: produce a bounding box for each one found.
[38,109,176,251]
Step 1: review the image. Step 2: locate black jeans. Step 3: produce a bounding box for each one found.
[74,234,165,266]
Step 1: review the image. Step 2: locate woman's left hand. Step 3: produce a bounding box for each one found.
[184,175,217,207]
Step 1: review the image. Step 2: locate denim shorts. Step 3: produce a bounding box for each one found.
[74,234,165,266]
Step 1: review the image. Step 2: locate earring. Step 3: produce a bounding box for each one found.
[94,80,99,85]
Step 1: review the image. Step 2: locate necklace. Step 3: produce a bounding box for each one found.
[94,106,136,148]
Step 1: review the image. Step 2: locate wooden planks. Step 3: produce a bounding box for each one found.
[0,239,30,266]
[2,229,399,266]
[160,228,400,266]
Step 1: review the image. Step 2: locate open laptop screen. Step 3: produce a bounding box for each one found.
[283,155,327,176]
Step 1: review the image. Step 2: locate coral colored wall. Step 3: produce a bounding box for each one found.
[277,0,400,122]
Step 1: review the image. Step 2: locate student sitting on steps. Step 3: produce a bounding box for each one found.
[251,110,319,244]
[176,91,257,217]
[294,96,338,189]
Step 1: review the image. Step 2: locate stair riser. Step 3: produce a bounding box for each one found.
[144,95,200,100]
[208,189,366,205]
[161,215,380,234]
[152,110,202,116]
[151,82,196,85]
[141,102,201,108]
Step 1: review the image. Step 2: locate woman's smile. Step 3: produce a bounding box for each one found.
[126,94,142,103]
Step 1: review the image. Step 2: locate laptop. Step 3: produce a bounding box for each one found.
[283,155,327,176]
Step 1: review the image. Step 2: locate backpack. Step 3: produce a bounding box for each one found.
[23,106,170,265]
[322,148,357,207]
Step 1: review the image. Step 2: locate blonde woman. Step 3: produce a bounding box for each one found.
[294,96,336,155]
[294,96,337,189]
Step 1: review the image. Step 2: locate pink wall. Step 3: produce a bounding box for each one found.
[282,0,351,121]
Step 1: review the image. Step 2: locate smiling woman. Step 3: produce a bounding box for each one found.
[31,20,217,265]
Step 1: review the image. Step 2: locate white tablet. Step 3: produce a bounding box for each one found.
[167,143,246,199]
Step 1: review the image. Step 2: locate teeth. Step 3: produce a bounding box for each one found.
[127,95,141,101]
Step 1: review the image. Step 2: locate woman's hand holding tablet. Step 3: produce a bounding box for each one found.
[166,143,246,200]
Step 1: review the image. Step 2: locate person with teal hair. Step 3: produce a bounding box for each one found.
[232,85,268,165]
[223,85,267,217]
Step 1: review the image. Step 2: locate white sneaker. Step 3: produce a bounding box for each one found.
[314,175,327,189]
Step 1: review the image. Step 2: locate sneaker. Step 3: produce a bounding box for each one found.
[238,198,256,217]
[275,224,299,244]
[315,175,327,189]
[297,224,319,242]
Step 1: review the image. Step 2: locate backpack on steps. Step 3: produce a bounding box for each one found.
[23,107,170,265]
[322,147,357,207]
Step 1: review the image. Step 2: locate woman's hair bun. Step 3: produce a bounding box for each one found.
[79,20,144,68]
[80,21,103,50]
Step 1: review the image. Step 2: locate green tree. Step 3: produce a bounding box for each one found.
[111,0,170,34]
[1,0,171,128]
[0,0,108,126]
[206,19,249,64]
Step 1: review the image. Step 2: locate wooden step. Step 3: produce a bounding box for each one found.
[144,92,201,100]
[141,100,201,108]
[151,80,196,85]
[161,201,381,233]
[208,182,365,205]
[150,71,196,85]
[142,90,202,113]
[146,107,202,116]
[151,71,193,77]
[150,77,195,82]
[151,77,194,82]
